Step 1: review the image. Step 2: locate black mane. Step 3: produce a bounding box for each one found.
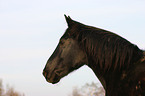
[67,21,143,72]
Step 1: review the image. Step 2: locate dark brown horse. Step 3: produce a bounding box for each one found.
[43,15,145,96]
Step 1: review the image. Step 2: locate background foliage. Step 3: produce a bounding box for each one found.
[70,82,105,96]
[0,79,24,96]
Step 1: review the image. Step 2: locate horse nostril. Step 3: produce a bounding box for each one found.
[55,69,63,76]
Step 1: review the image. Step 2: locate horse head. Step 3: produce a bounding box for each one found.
[43,15,88,84]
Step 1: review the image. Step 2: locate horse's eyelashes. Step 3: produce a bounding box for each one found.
[60,39,66,45]
[60,41,64,45]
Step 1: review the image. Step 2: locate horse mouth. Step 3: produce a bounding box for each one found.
[43,71,61,84]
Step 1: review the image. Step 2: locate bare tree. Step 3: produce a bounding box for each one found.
[5,87,21,96]
[72,87,81,96]
[0,80,4,96]
[70,82,105,96]
[0,79,24,96]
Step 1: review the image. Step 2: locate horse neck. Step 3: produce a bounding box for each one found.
[87,61,107,90]
[141,51,145,62]
[87,58,125,91]
[89,64,124,95]
[88,51,145,96]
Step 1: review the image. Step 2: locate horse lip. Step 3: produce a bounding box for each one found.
[51,79,60,84]
[43,70,60,84]
[46,74,60,84]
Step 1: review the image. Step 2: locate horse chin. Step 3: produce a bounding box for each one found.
[46,74,61,84]
[47,79,60,84]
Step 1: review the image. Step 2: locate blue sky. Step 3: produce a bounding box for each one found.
[0,0,145,96]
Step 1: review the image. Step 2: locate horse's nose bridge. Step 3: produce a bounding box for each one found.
[43,56,59,73]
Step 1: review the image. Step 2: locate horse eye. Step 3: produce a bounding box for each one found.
[60,41,64,45]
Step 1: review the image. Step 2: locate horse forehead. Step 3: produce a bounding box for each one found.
[61,38,75,45]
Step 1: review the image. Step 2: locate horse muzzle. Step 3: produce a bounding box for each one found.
[43,70,61,84]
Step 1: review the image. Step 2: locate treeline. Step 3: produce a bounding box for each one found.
[0,79,25,96]
[70,82,105,96]
[1,79,104,96]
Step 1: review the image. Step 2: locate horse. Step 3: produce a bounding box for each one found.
[43,15,145,96]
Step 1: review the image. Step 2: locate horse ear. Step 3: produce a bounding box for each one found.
[64,14,74,28]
